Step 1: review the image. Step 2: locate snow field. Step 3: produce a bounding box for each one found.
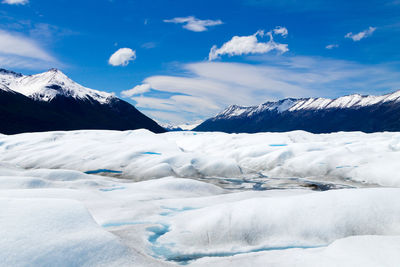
[0,198,133,267]
[1,130,400,186]
[1,130,400,266]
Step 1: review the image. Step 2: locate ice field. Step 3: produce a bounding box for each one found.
[1,129,400,266]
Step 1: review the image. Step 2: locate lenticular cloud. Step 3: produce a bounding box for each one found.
[1,0,29,5]
[345,26,376,42]
[164,16,223,32]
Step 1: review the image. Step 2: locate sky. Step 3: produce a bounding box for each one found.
[1,0,400,124]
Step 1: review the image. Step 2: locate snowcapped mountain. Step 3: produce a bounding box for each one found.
[215,91,400,120]
[161,120,203,131]
[0,83,13,93]
[1,68,113,103]
[215,98,299,119]
[195,90,400,133]
[0,68,165,134]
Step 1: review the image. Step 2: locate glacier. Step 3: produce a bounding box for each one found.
[1,130,400,266]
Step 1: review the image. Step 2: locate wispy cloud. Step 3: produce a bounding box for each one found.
[326,44,339,49]
[0,19,78,44]
[1,0,28,5]
[0,21,73,70]
[132,95,219,114]
[28,23,77,43]
[209,28,288,60]
[0,29,59,70]
[163,16,223,32]
[121,83,151,97]
[0,30,54,61]
[141,42,156,49]
[345,26,376,41]
[142,110,191,125]
[273,26,288,37]
[0,55,57,70]
[123,56,400,124]
[108,48,136,66]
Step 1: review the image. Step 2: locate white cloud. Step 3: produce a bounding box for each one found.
[108,48,136,66]
[0,55,57,70]
[273,26,288,37]
[128,57,400,124]
[28,23,77,43]
[326,44,339,49]
[208,29,288,60]
[142,110,190,125]
[121,83,151,97]
[345,26,376,41]
[2,0,28,5]
[131,94,220,124]
[164,16,223,32]
[0,30,54,62]
[133,95,219,113]
[0,29,58,70]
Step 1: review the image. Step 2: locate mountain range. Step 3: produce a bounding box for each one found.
[0,68,165,134]
[194,90,400,133]
[3,67,400,135]
[161,121,203,131]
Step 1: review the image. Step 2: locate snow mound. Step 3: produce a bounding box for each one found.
[192,235,400,267]
[1,130,400,186]
[1,129,400,266]
[0,198,133,267]
[157,188,400,260]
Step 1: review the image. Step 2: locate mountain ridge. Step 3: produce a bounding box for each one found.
[195,89,400,133]
[0,68,113,103]
[0,68,165,134]
[216,90,400,119]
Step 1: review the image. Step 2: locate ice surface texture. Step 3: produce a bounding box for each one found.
[1,129,400,186]
[0,198,133,267]
[1,130,400,266]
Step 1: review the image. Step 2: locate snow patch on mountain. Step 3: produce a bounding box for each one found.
[0,68,114,103]
[216,99,298,119]
[289,91,400,111]
[0,83,14,93]
[162,121,203,131]
[216,90,400,119]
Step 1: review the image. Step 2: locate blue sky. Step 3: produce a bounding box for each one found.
[1,0,400,124]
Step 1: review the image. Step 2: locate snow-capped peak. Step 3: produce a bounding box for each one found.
[217,105,249,117]
[0,68,23,78]
[0,69,23,88]
[216,90,400,119]
[0,83,14,93]
[288,91,400,111]
[216,98,298,119]
[160,120,203,131]
[0,68,114,103]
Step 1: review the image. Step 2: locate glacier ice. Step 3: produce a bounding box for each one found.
[1,130,400,266]
[2,129,400,186]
